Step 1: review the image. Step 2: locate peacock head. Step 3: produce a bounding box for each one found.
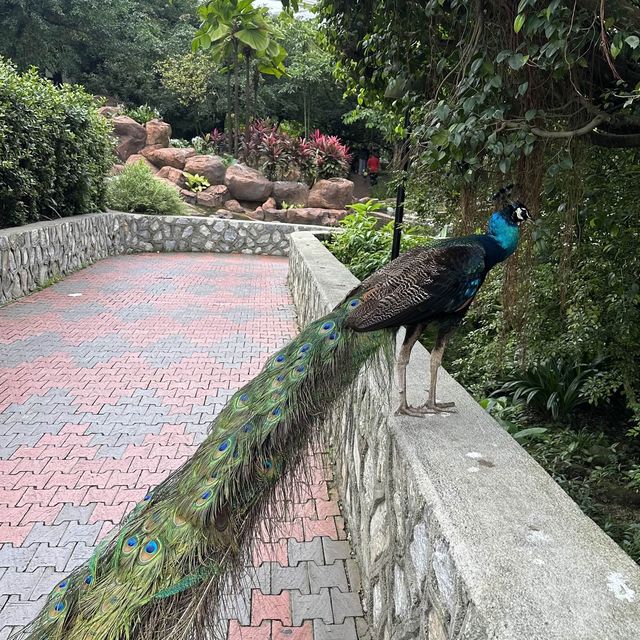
[502,201,531,225]
[491,184,531,225]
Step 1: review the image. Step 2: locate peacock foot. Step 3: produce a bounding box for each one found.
[395,402,430,417]
[417,400,457,414]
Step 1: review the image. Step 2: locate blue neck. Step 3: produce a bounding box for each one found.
[486,211,520,258]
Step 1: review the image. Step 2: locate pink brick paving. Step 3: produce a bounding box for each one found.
[0,253,367,640]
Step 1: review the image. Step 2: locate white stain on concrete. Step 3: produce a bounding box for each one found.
[607,573,636,602]
[467,466,480,473]
[465,451,483,459]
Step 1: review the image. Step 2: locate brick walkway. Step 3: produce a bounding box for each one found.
[0,253,366,640]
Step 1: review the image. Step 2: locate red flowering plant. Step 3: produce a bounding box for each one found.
[241,120,351,184]
[309,130,352,180]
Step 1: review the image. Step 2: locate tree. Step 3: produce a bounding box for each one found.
[194,0,287,155]
[0,0,199,103]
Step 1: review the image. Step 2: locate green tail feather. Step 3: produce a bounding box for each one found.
[16,295,390,640]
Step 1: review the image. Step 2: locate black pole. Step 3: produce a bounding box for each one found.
[391,108,412,260]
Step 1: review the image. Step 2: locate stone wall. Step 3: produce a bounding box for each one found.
[0,212,331,306]
[288,231,640,640]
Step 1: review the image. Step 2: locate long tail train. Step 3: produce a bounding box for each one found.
[16,294,389,640]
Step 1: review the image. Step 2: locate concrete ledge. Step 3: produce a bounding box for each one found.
[0,212,333,305]
[287,231,640,640]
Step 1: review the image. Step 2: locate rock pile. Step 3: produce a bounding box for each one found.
[102,109,355,225]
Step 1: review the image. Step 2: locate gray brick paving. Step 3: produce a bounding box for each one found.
[271,563,310,595]
[314,618,358,640]
[322,539,351,565]
[330,589,363,624]
[309,561,348,594]
[288,538,324,567]
[291,588,333,625]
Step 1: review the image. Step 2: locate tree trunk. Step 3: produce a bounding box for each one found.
[503,142,545,365]
[233,39,240,156]
[303,90,308,138]
[226,64,232,153]
[559,140,585,309]
[458,182,478,234]
[243,50,252,162]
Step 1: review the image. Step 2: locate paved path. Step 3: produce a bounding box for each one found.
[0,253,366,640]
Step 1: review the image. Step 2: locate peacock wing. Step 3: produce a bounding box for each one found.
[346,243,487,331]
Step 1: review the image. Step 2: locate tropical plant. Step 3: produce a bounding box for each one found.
[496,359,599,423]
[326,201,431,280]
[106,161,187,215]
[0,58,113,229]
[124,103,161,124]
[183,172,211,193]
[193,0,287,155]
[479,396,547,442]
[309,129,351,179]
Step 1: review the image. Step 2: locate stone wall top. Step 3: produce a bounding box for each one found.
[287,230,640,640]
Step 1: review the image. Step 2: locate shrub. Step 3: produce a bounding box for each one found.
[0,58,113,229]
[495,358,599,423]
[241,120,349,184]
[309,130,351,180]
[105,161,186,215]
[124,103,161,125]
[326,200,431,280]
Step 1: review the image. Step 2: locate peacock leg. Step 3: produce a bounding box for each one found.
[418,329,456,413]
[395,324,427,417]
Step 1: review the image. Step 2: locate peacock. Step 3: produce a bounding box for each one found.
[16,187,529,640]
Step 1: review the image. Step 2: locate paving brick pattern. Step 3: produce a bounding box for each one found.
[0,253,367,640]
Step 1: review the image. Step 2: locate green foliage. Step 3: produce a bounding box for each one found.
[183,172,210,193]
[326,200,431,280]
[124,104,161,125]
[479,397,547,442]
[526,429,640,563]
[496,359,598,423]
[0,1,200,119]
[105,161,187,215]
[320,0,640,181]
[0,58,113,229]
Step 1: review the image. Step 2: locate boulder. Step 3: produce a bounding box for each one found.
[184,155,226,185]
[98,105,121,119]
[307,178,354,210]
[125,154,158,173]
[224,164,272,202]
[156,166,186,188]
[112,115,147,161]
[179,188,197,205]
[143,147,195,170]
[264,207,349,226]
[272,181,309,207]
[145,119,171,147]
[196,185,230,209]
[259,196,277,211]
[224,199,246,214]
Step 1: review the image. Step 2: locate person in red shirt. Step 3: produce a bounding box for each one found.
[366,152,380,185]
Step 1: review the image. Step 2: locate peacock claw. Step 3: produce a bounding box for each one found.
[395,404,428,417]
[417,401,457,414]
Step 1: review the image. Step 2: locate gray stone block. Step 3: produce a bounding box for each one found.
[26,543,74,572]
[54,503,95,525]
[288,538,324,567]
[290,588,332,625]
[321,539,350,565]
[313,618,358,640]
[58,522,101,547]
[271,563,310,595]
[308,561,348,594]
[330,589,363,625]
